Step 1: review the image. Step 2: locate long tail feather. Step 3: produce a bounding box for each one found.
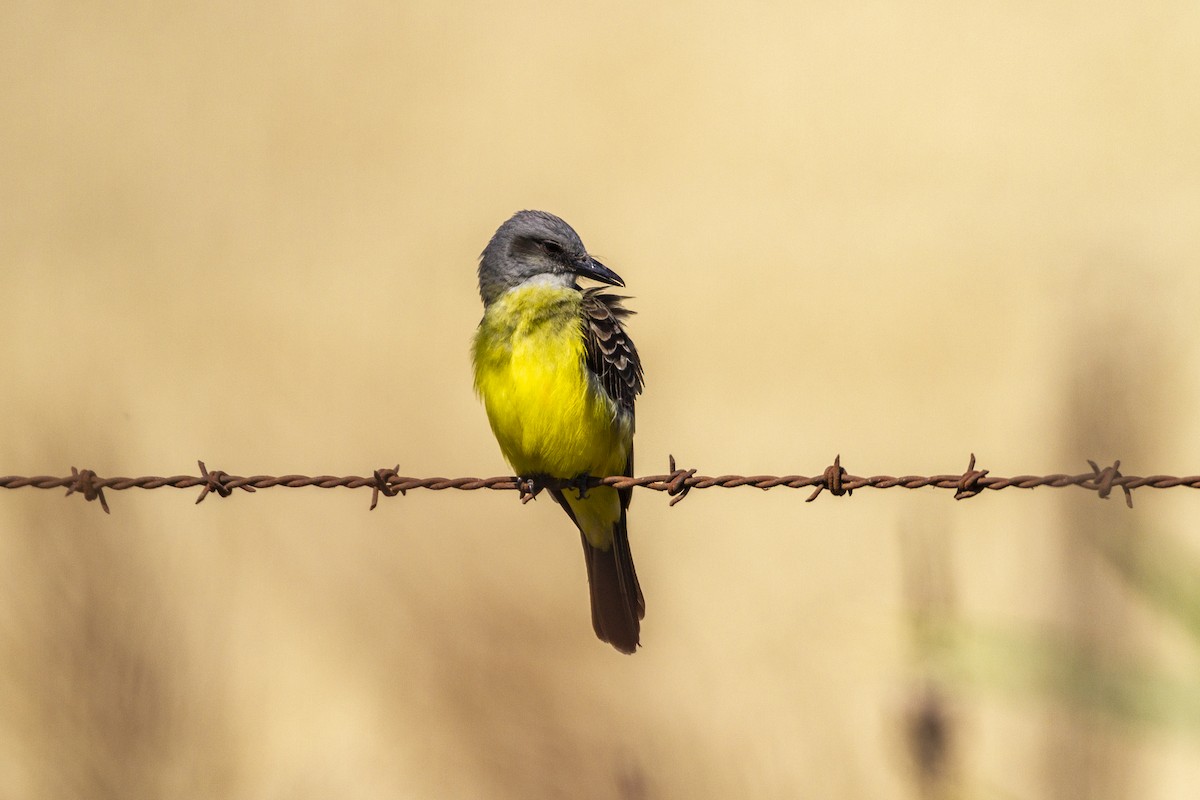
[580,506,643,653]
[550,490,644,653]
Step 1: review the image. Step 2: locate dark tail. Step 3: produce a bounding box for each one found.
[580,506,644,654]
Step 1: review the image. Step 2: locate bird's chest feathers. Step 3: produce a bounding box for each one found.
[473,285,625,475]
[476,285,586,399]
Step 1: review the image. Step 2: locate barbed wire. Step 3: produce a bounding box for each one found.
[3,455,1196,514]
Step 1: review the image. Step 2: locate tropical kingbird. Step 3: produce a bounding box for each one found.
[472,210,645,653]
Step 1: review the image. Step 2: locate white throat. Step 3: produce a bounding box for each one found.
[513,272,577,291]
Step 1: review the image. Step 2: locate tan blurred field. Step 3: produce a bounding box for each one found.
[3,2,1200,797]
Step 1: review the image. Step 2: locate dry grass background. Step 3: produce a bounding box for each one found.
[2,1,1200,797]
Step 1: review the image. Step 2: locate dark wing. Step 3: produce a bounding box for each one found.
[581,289,643,512]
[580,289,643,415]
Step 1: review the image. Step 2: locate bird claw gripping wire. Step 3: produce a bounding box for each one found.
[369,465,404,510]
[1089,459,1134,508]
[806,455,851,502]
[954,453,990,500]
[65,467,110,514]
[666,455,696,506]
[568,474,594,501]
[518,476,543,504]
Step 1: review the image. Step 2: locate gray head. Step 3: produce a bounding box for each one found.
[478,210,623,305]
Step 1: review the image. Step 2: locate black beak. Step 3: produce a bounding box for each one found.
[572,256,624,288]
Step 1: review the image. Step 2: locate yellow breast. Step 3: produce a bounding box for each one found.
[472,282,631,480]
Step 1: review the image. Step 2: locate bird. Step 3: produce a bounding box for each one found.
[471,210,645,653]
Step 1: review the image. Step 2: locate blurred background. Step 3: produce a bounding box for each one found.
[3,1,1199,797]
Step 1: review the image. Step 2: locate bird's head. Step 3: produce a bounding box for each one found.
[478,210,623,305]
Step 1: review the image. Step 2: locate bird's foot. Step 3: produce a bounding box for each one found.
[569,474,594,501]
[518,476,543,504]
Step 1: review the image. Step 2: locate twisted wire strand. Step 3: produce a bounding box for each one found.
[1,455,1189,513]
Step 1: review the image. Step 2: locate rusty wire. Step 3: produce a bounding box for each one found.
[2,455,1196,514]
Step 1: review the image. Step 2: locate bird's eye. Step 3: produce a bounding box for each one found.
[540,240,564,256]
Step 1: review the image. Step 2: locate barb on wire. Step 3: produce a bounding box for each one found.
[806,454,850,503]
[370,465,403,511]
[665,455,696,506]
[64,467,109,514]
[3,456,1200,514]
[1088,459,1134,509]
[954,453,989,500]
